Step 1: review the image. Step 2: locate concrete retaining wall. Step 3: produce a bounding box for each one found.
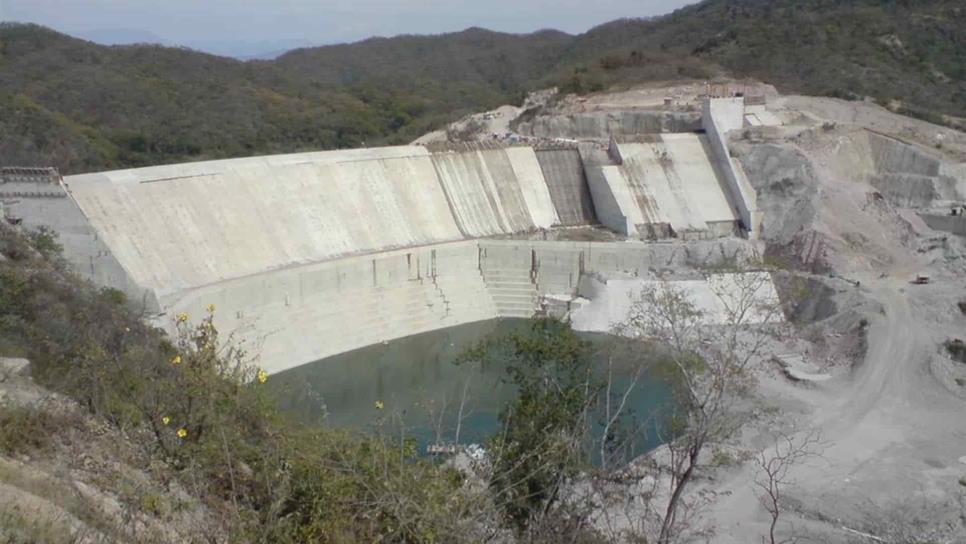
[702,97,761,236]
[160,238,756,373]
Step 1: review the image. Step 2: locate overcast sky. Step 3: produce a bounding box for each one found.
[0,0,697,48]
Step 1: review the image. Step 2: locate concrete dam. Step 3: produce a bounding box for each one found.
[2,98,760,373]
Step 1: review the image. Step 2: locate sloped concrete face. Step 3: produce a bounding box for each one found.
[68,146,463,299]
[535,148,597,226]
[588,135,740,239]
[431,147,559,236]
[504,148,560,229]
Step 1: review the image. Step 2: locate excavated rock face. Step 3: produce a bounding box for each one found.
[736,142,820,245]
[513,111,701,139]
[734,126,930,275]
[732,140,829,271]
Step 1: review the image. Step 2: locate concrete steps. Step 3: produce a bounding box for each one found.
[481,267,539,318]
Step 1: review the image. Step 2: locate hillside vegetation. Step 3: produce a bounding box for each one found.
[0,0,963,173]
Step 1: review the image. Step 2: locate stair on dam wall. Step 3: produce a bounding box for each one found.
[481,268,539,318]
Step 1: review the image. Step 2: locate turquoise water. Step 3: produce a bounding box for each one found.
[270,319,674,463]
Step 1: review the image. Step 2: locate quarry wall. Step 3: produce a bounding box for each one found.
[862,132,966,207]
[515,111,702,139]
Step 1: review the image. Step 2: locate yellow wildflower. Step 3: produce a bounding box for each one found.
[206,303,216,313]
[257,369,268,384]
[124,327,130,332]
[175,312,190,324]
[375,400,384,410]
[177,428,188,439]
[161,416,171,426]
[170,355,182,365]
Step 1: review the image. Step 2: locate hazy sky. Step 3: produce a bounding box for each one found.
[0,0,696,46]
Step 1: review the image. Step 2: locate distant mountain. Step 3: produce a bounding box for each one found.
[68,29,313,59]
[182,39,318,60]
[72,28,169,46]
[0,0,963,174]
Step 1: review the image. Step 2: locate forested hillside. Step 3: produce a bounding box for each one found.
[0,0,962,174]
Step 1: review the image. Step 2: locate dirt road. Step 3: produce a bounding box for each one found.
[706,278,966,543]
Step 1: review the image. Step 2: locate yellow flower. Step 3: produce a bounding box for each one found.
[170,355,182,365]
[206,303,216,313]
[175,312,190,324]
[257,369,268,384]
[161,416,171,426]
[124,327,130,332]
[177,428,188,439]
[374,400,384,410]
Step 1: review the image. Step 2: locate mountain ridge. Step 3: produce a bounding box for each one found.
[0,0,963,174]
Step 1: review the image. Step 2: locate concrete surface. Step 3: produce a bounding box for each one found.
[534,148,597,225]
[703,97,762,237]
[569,271,780,333]
[161,237,756,373]
[616,135,739,236]
[67,146,463,300]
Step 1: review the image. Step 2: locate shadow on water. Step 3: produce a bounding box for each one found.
[269,319,675,465]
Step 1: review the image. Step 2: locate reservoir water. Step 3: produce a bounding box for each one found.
[270,319,674,463]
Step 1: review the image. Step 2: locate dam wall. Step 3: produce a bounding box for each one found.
[8,129,769,374]
[163,238,755,373]
[66,146,465,300]
[1,169,156,309]
[702,97,762,237]
[918,213,966,236]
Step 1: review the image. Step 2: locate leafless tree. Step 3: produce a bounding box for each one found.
[753,430,823,544]
[618,272,782,543]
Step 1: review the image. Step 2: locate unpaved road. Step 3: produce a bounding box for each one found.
[706,278,966,543]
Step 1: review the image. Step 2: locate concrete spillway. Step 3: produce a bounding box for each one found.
[535,149,597,225]
[586,134,741,239]
[431,147,558,236]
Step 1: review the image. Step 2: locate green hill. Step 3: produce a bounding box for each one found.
[0,0,962,174]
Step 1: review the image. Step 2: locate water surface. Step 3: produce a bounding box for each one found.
[271,319,673,462]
